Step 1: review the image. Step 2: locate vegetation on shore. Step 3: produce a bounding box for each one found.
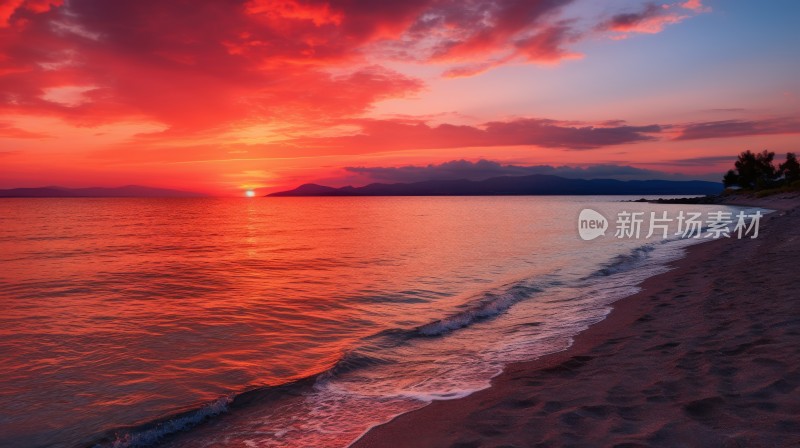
[632,150,799,204]
[723,150,800,197]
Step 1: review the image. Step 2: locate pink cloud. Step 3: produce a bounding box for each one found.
[680,0,711,13]
[599,1,709,39]
[602,4,686,35]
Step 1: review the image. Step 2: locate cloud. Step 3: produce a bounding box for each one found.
[674,118,800,140]
[0,0,712,135]
[705,108,746,113]
[481,118,661,149]
[648,155,736,167]
[0,0,594,128]
[598,1,708,39]
[680,0,711,13]
[83,114,666,166]
[440,21,583,76]
[288,117,661,153]
[396,0,707,68]
[514,24,582,63]
[417,1,582,68]
[0,0,62,27]
[0,122,49,138]
[0,0,426,130]
[343,159,697,183]
[603,4,682,34]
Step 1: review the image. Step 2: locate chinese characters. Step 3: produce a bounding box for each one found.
[612,210,762,239]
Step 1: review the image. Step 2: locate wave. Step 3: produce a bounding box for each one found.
[88,281,549,447]
[416,283,542,336]
[90,241,671,448]
[94,396,233,448]
[585,243,655,278]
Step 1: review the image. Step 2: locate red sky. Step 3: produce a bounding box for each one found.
[1,0,798,195]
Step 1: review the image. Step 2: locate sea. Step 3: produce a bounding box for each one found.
[0,196,759,448]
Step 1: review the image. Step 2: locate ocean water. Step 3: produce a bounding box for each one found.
[0,196,752,448]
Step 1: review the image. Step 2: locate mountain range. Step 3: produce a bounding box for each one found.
[268,174,722,197]
[0,185,207,198]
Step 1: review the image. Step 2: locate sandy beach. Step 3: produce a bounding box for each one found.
[354,194,800,448]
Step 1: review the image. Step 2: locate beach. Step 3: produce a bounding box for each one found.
[354,194,800,448]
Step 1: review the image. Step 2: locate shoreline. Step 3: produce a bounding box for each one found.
[353,194,800,447]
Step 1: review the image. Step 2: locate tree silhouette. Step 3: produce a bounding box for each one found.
[722,169,739,188]
[779,152,800,185]
[723,150,778,189]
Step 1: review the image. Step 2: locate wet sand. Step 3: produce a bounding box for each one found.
[354,194,800,448]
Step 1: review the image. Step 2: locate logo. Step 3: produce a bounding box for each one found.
[578,208,608,240]
[576,208,762,241]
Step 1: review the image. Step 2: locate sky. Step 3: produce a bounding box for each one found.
[0,0,798,195]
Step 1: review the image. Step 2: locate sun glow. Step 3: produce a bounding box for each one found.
[245,190,256,197]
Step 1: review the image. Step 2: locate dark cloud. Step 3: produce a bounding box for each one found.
[482,118,661,149]
[674,118,800,140]
[423,0,574,59]
[290,118,662,153]
[601,3,664,31]
[344,159,696,183]
[596,1,707,37]
[650,155,736,166]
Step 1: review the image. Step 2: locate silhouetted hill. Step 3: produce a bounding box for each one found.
[267,174,722,197]
[0,185,207,198]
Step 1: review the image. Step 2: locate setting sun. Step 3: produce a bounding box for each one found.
[245,190,256,198]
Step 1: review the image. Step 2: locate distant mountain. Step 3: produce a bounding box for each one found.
[0,185,207,198]
[268,174,722,197]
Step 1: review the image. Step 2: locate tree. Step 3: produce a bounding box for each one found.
[723,169,739,188]
[724,150,778,189]
[779,152,800,185]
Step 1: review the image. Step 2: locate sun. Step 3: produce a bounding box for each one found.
[244,190,256,198]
